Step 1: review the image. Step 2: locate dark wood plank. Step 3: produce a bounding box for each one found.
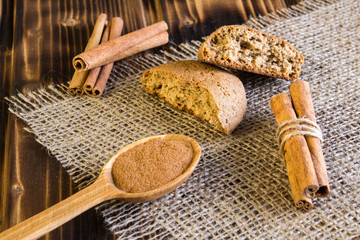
[1,0,299,239]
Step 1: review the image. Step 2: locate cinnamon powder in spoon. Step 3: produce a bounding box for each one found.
[111,138,195,193]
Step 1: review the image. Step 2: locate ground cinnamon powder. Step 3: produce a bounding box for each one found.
[111,138,194,193]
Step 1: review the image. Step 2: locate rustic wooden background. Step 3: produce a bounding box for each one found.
[0,0,299,239]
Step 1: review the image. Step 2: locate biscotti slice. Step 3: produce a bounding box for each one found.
[141,60,247,135]
[198,25,304,81]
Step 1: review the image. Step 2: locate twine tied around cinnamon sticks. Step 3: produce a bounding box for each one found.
[277,117,323,155]
[67,14,169,97]
[270,80,330,211]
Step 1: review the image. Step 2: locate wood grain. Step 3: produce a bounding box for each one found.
[0,0,299,239]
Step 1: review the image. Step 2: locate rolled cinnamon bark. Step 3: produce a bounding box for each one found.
[67,13,107,95]
[92,17,124,97]
[287,154,313,211]
[73,21,168,71]
[289,80,330,197]
[83,22,112,96]
[270,93,319,198]
[114,31,168,60]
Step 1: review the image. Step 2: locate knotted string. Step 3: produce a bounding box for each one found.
[276,118,323,155]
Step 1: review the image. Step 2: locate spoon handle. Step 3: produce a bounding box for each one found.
[0,178,115,240]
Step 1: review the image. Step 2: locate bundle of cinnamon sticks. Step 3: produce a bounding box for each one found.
[67,14,169,97]
[270,80,330,211]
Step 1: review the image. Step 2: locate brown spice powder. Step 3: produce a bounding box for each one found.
[111,138,195,193]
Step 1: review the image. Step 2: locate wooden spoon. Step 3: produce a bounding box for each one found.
[0,134,201,240]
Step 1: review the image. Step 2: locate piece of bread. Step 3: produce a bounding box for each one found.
[198,25,304,81]
[141,60,247,135]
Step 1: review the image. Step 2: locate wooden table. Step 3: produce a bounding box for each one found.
[0,0,299,239]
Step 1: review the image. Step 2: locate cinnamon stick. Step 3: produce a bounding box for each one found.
[92,17,124,97]
[113,31,168,60]
[83,22,112,96]
[73,21,168,71]
[67,13,107,95]
[289,80,330,197]
[287,154,313,211]
[270,93,319,198]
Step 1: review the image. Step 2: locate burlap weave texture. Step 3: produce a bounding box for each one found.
[7,0,360,238]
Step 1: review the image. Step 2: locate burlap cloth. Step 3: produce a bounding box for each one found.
[7,0,360,238]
